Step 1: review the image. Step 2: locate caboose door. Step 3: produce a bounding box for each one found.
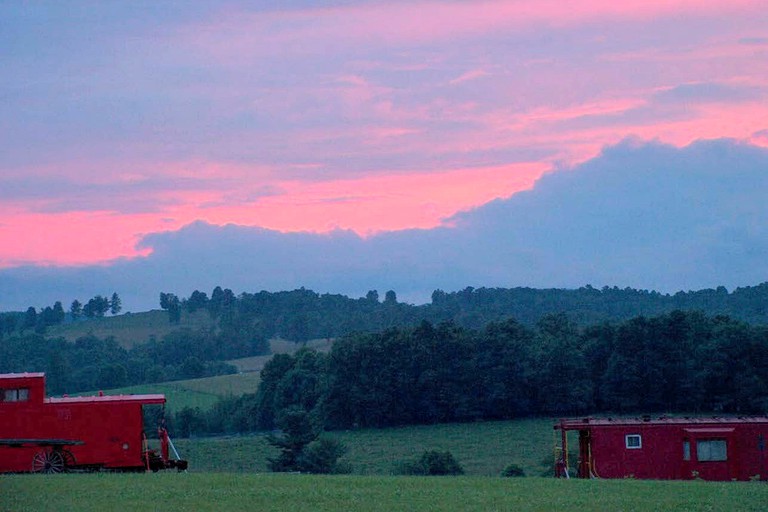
[684,428,734,481]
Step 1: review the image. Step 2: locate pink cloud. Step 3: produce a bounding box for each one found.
[170,162,548,235]
[522,100,768,164]
[0,209,157,267]
[3,0,766,271]
[0,162,547,267]
[449,69,491,85]
[184,0,764,60]
[751,129,768,147]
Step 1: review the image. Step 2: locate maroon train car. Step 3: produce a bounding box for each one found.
[555,416,768,481]
[0,372,187,473]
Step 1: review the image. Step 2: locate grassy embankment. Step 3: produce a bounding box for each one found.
[3,473,767,512]
[47,309,334,353]
[44,307,331,413]
[87,373,262,412]
[83,338,332,411]
[46,309,213,348]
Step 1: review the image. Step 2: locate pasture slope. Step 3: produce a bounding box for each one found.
[2,474,767,512]
[94,372,262,412]
[46,310,214,348]
[90,338,330,412]
[173,419,557,476]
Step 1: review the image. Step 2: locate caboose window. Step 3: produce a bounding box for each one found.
[2,388,29,402]
[625,434,642,449]
[697,439,727,461]
[683,440,690,461]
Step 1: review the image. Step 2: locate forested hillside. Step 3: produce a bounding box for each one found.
[173,310,768,436]
[3,282,768,345]
[2,282,768,402]
[162,282,768,338]
[0,331,247,394]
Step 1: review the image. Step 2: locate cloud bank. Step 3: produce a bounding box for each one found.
[2,1,768,269]
[1,138,766,312]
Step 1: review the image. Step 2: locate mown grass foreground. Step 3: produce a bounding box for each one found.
[2,473,767,512]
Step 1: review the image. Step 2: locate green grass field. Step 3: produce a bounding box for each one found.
[2,473,767,512]
[80,338,329,413]
[45,309,334,352]
[46,310,214,348]
[225,354,273,373]
[4,418,768,511]
[79,382,220,412]
[92,372,262,413]
[172,418,557,476]
[167,372,261,396]
[268,337,334,354]
[83,338,331,412]
[226,338,333,372]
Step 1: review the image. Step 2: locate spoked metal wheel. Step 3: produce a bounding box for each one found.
[59,449,76,470]
[32,450,68,474]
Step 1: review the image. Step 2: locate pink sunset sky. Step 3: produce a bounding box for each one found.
[2,0,767,267]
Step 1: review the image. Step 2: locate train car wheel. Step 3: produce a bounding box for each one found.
[31,450,66,474]
[59,449,76,470]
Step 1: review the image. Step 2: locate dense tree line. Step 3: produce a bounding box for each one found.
[163,283,768,345]
[159,286,417,339]
[27,281,768,344]
[0,293,123,338]
[0,303,67,336]
[0,312,22,338]
[0,330,245,394]
[173,311,768,437]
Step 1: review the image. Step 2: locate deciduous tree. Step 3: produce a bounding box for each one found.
[110,293,122,315]
[70,300,82,320]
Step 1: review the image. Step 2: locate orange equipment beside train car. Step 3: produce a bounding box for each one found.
[0,372,188,473]
[554,416,768,481]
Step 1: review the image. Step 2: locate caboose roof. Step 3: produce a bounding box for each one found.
[47,394,166,405]
[0,373,165,404]
[0,372,45,380]
[556,416,768,430]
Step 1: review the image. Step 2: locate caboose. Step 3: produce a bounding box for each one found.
[0,372,187,473]
[555,416,768,481]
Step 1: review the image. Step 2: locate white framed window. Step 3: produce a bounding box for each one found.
[697,439,727,461]
[625,434,642,449]
[2,388,29,402]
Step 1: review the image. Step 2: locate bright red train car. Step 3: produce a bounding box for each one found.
[555,416,768,481]
[0,372,187,473]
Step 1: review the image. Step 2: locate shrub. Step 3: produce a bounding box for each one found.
[297,437,351,474]
[500,463,525,477]
[266,407,320,472]
[393,450,464,476]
